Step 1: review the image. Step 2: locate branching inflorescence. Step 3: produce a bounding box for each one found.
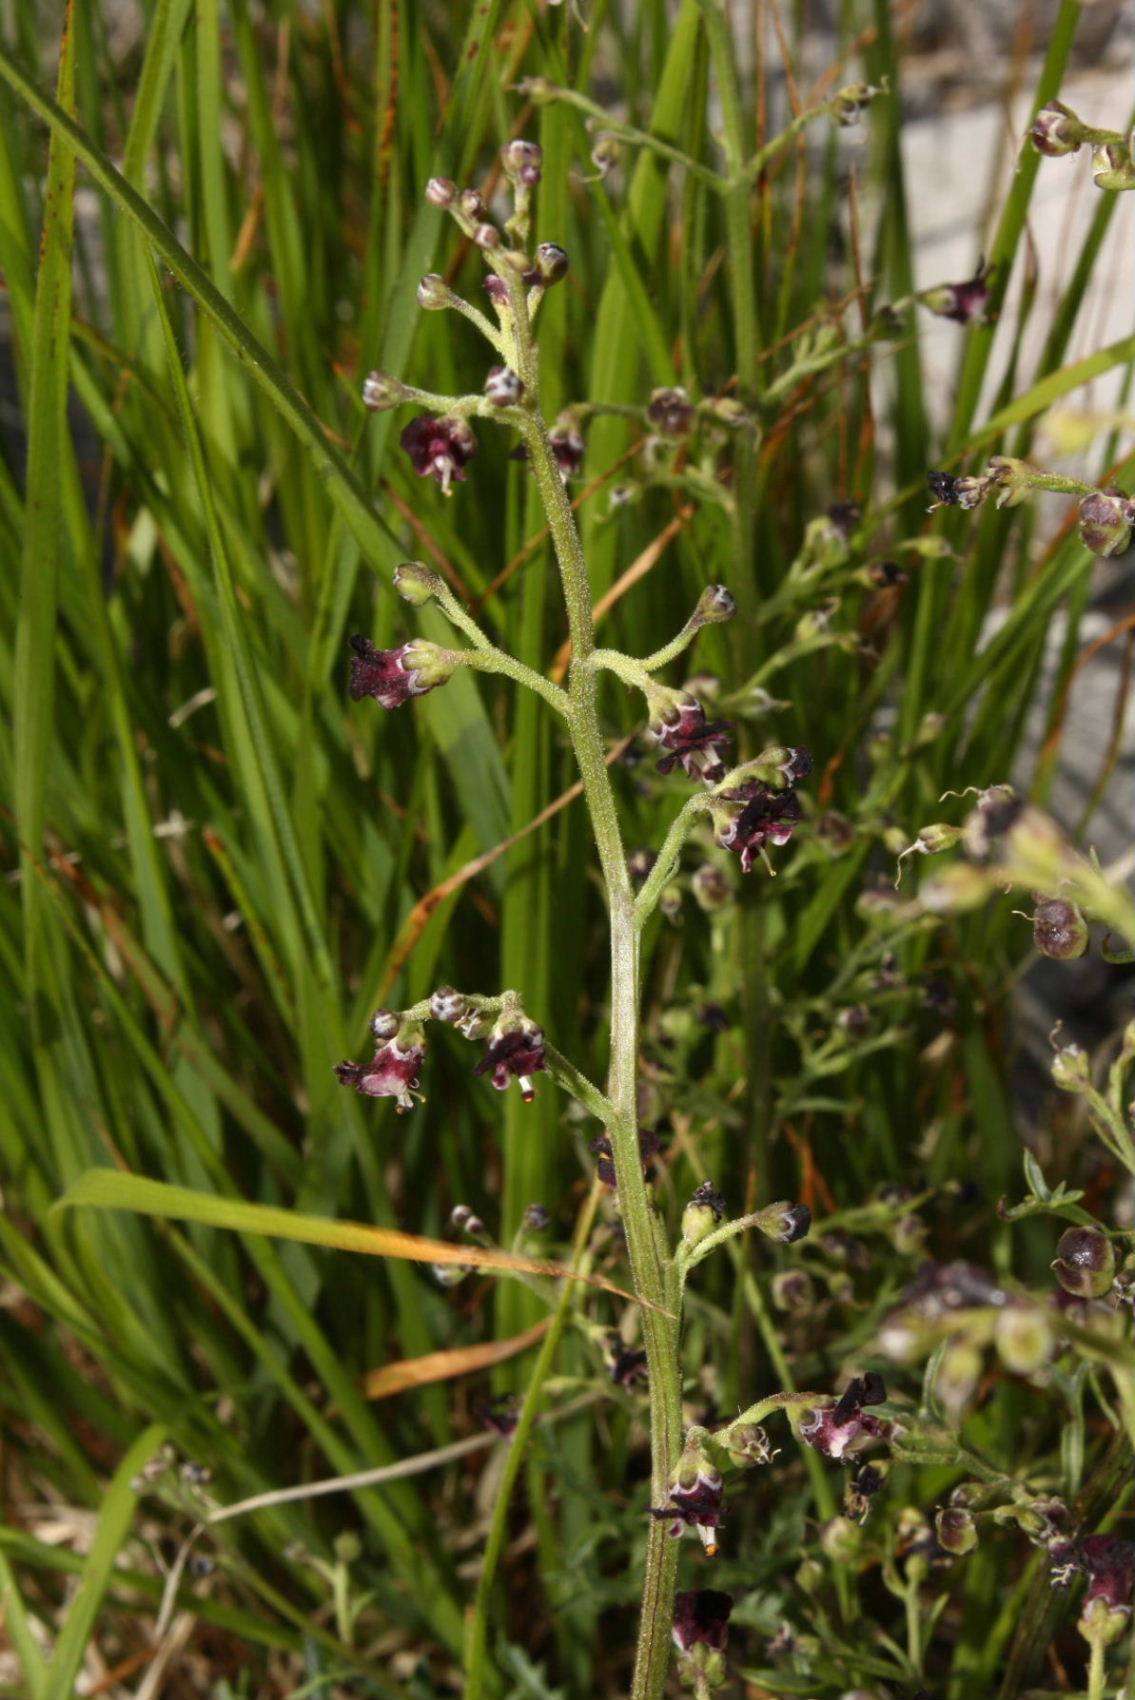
[337,123,1135,1700]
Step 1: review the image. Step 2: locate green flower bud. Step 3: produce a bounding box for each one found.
[417,272,454,311]
[1091,141,1135,192]
[362,369,409,411]
[1031,100,1085,157]
[820,1515,863,1562]
[1052,1226,1115,1298]
[392,560,442,606]
[994,1301,1053,1374]
[681,1180,725,1251]
[691,863,732,911]
[936,1505,978,1556]
[1078,488,1135,556]
[1051,1042,1091,1092]
[935,1340,983,1421]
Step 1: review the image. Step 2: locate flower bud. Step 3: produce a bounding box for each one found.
[994,1301,1053,1374]
[1031,100,1085,157]
[1052,1226,1115,1298]
[832,82,882,125]
[361,369,409,411]
[501,139,543,185]
[523,1202,550,1231]
[773,1268,814,1311]
[820,1515,863,1562]
[535,242,569,284]
[458,188,486,222]
[1091,141,1135,193]
[890,1213,927,1258]
[590,133,623,177]
[425,176,458,207]
[721,1422,776,1467]
[416,272,453,311]
[473,222,501,250]
[753,1201,812,1244]
[936,1505,978,1556]
[919,863,991,914]
[1077,489,1135,556]
[392,560,442,606]
[371,1009,400,1040]
[690,584,736,627]
[681,1180,725,1250]
[927,469,995,510]
[1051,1041,1091,1092]
[935,1339,982,1421]
[483,365,524,407]
[691,863,732,911]
[919,263,992,326]
[645,386,697,439]
[1032,897,1089,960]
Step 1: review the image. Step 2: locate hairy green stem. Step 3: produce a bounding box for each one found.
[509,258,684,1700]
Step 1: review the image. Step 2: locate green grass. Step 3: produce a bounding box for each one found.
[1,1,1133,1696]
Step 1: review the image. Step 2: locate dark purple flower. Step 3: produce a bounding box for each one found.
[510,420,586,480]
[605,1332,649,1389]
[799,1373,890,1460]
[400,413,477,495]
[473,1022,548,1100]
[646,386,697,439]
[1080,1535,1135,1611]
[672,1589,733,1652]
[590,1128,660,1190]
[648,693,735,785]
[474,1394,520,1438]
[334,1029,426,1113]
[926,469,994,510]
[549,422,585,479]
[347,635,452,709]
[1031,100,1085,157]
[921,262,994,326]
[713,780,804,873]
[653,1438,724,1551]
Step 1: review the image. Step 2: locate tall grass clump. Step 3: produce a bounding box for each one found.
[1,2,1134,1697]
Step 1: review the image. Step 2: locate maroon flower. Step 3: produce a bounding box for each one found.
[672,1589,733,1653]
[605,1332,649,1389]
[799,1373,890,1460]
[334,1027,426,1113]
[1080,1535,1135,1612]
[590,1128,660,1190]
[920,262,994,326]
[713,780,804,873]
[400,413,477,494]
[510,420,586,481]
[474,1021,548,1100]
[347,636,452,709]
[648,692,734,785]
[653,1438,725,1551]
[646,386,697,439]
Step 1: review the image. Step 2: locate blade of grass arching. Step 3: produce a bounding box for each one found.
[0,1551,47,1700]
[0,46,396,570]
[144,249,334,1017]
[948,0,1082,454]
[58,1171,651,1305]
[0,1528,310,1658]
[582,0,703,596]
[41,1423,167,1700]
[12,2,75,969]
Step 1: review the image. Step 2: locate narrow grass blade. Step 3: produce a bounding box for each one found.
[42,1424,167,1700]
[57,1169,657,1306]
